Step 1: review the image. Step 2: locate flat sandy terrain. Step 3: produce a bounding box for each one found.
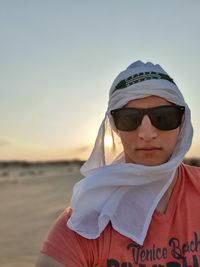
[0,164,83,267]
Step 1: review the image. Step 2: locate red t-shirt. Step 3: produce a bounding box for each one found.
[41,164,200,267]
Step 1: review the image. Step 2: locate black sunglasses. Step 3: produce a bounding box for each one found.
[110,105,185,131]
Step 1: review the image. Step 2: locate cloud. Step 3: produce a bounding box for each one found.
[0,139,11,146]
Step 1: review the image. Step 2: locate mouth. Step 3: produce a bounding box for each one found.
[136,147,162,151]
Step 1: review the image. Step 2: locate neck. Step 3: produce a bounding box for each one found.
[156,169,179,214]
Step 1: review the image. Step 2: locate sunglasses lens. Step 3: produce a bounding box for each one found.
[111,106,184,131]
[112,109,141,131]
[151,106,184,130]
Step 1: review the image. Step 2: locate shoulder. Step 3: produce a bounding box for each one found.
[36,208,72,266]
[40,207,107,266]
[39,207,86,266]
[42,207,74,245]
[179,163,200,189]
[181,163,200,177]
[41,206,81,247]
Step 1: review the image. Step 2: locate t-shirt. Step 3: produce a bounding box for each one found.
[41,164,200,267]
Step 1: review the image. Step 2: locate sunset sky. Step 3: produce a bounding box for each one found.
[0,0,200,161]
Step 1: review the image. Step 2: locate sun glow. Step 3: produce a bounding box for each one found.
[104,134,113,148]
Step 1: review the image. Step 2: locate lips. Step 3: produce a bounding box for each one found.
[136,147,162,151]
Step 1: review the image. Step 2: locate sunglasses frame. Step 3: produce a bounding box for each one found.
[110,105,185,131]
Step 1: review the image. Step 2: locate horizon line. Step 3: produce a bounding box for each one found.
[0,157,200,166]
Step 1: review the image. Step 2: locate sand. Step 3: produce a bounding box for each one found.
[1,159,199,267]
[0,164,83,267]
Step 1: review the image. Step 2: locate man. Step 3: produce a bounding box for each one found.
[36,61,200,267]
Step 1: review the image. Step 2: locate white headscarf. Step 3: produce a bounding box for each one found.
[67,61,193,245]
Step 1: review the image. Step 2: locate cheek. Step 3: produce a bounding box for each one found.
[118,131,136,147]
[163,130,180,151]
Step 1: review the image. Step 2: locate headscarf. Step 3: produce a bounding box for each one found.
[67,60,193,245]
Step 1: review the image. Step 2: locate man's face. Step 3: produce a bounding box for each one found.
[118,96,181,166]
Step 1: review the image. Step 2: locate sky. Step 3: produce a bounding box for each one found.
[0,0,200,161]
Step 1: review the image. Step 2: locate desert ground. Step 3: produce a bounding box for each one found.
[0,158,199,267]
[0,162,83,267]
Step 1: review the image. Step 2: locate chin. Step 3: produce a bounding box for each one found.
[126,158,168,166]
[125,152,171,166]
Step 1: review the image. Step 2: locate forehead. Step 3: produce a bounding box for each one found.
[124,96,171,108]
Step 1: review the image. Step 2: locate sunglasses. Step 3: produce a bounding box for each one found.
[111,105,185,131]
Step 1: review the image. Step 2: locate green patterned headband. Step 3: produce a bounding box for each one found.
[112,71,176,94]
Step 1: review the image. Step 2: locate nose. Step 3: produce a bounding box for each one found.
[138,115,158,141]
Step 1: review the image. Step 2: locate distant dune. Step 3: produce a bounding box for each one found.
[0,159,85,168]
[183,157,200,167]
[0,157,200,167]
